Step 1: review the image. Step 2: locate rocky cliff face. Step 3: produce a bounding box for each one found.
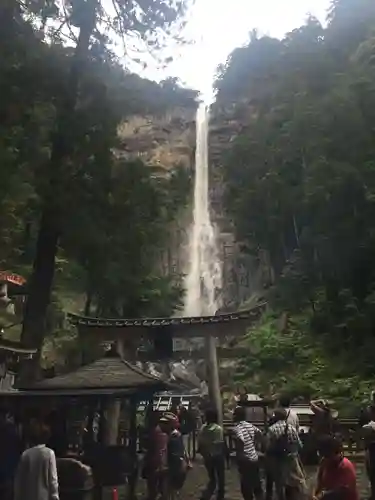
[117,107,196,171]
[208,102,264,311]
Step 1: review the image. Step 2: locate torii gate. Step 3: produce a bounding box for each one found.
[68,302,266,423]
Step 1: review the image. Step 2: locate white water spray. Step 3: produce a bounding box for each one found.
[183,102,223,420]
[183,103,222,317]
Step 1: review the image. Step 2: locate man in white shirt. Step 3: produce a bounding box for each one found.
[279,396,299,432]
[14,417,59,500]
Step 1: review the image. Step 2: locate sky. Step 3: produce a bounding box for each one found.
[133,0,332,96]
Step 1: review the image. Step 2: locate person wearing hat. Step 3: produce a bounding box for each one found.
[143,411,168,500]
[160,412,191,500]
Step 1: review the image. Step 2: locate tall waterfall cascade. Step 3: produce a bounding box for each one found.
[182,102,223,417]
[183,103,222,317]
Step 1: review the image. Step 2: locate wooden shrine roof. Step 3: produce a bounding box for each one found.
[19,357,175,393]
[67,302,267,339]
[0,338,36,355]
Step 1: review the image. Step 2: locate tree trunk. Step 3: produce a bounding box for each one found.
[84,287,93,316]
[20,210,60,378]
[20,1,99,381]
[205,334,222,426]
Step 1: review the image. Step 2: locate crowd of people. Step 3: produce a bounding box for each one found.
[141,395,363,500]
[2,395,375,500]
[196,400,358,500]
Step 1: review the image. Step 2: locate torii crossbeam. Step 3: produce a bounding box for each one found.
[67,302,266,342]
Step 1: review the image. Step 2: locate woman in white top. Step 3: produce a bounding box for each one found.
[14,417,59,500]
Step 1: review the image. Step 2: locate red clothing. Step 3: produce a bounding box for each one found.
[147,425,168,469]
[317,457,358,500]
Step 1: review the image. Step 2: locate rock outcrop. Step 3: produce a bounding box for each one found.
[117,107,196,171]
[208,102,263,311]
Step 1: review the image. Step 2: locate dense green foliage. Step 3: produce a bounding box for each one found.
[237,313,375,411]
[215,0,375,403]
[0,0,196,370]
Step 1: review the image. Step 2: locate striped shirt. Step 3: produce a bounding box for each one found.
[267,421,301,455]
[233,421,261,461]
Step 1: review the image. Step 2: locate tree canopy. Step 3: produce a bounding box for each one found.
[0,0,196,373]
[214,0,375,404]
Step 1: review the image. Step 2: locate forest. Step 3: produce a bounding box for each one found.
[3,0,375,409]
[214,0,375,408]
[0,0,196,373]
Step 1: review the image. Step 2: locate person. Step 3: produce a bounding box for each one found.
[0,409,22,500]
[160,412,191,500]
[232,405,263,500]
[198,408,226,500]
[170,399,181,422]
[362,405,375,500]
[179,405,192,455]
[143,411,168,500]
[359,407,370,427]
[14,416,59,500]
[314,435,358,500]
[266,408,306,500]
[189,401,202,429]
[279,396,299,433]
[310,400,337,437]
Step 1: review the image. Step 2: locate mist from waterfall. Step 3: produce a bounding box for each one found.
[183,103,222,317]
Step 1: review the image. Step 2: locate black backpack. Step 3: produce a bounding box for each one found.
[269,414,291,458]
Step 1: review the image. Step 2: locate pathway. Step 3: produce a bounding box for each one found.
[111,460,370,500]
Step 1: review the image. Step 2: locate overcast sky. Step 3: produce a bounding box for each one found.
[131,0,331,95]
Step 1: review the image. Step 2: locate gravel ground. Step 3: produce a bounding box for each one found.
[107,459,370,500]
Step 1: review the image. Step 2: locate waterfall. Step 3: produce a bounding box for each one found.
[183,102,223,419]
[183,103,222,317]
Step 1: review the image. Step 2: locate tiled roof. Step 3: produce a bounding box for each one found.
[20,357,171,391]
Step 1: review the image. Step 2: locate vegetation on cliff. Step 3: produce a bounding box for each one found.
[0,1,196,371]
[215,0,375,405]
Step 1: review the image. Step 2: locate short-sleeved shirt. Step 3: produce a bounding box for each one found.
[267,421,301,456]
[198,423,224,457]
[318,457,359,500]
[285,408,300,432]
[233,421,260,461]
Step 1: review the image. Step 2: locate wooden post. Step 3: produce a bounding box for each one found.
[205,334,222,425]
[127,395,138,500]
[104,398,121,445]
[102,339,128,446]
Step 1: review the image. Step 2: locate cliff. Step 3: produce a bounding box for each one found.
[117,107,196,172]
[208,102,264,311]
